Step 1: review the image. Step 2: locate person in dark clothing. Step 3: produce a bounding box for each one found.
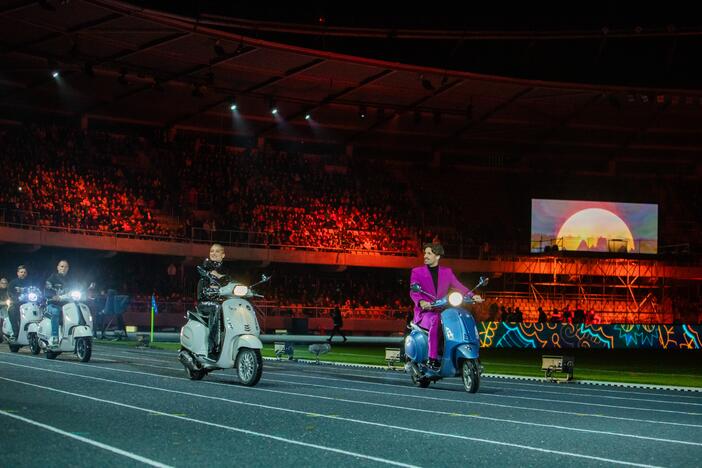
[8,265,31,338]
[0,277,9,303]
[513,307,523,323]
[196,244,230,359]
[45,260,76,346]
[327,307,347,342]
[537,306,548,323]
[0,277,8,342]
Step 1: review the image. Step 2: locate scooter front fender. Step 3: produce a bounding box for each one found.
[233,334,263,352]
[71,326,92,338]
[454,343,479,361]
[27,322,39,334]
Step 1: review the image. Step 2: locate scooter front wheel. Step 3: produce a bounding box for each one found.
[29,333,40,355]
[462,359,480,393]
[236,348,262,386]
[76,337,92,362]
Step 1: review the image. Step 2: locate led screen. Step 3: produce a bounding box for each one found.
[531,199,658,254]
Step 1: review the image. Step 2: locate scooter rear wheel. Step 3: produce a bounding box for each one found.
[462,359,480,393]
[410,373,430,388]
[185,366,206,380]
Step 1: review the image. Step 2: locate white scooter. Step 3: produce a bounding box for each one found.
[179,275,269,385]
[1,287,44,354]
[35,289,94,362]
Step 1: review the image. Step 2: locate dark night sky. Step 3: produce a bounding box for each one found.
[130,2,702,89]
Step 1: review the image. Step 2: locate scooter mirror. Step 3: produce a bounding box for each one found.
[479,276,489,287]
[410,283,422,292]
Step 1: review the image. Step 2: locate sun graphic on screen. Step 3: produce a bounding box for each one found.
[557,208,635,252]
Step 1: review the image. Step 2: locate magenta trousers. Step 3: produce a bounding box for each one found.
[418,311,441,360]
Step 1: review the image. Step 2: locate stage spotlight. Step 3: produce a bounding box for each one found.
[359,104,367,119]
[305,113,311,120]
[117,68,128,86]
[214,40,226,57]
[191,84,204,98]
[83,61,94,77]
[151,77,164,92]
[51,70,60,78]
[269,99,278,114]
[230,101,237,111]
[39,0,56,11]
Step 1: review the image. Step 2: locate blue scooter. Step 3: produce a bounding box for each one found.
[404,277,488,393]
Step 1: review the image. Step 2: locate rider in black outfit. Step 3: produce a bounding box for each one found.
[196,244,230,359]
[7,265,31,338]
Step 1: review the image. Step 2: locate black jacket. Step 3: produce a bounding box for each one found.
[196,260,230,303]
[45,272,75,302]
[8,277,31,302]
[331,308,343,327]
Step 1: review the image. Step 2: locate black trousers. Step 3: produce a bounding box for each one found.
[8,305,20,337]
[198,304,221,356]
[329,324,346,340]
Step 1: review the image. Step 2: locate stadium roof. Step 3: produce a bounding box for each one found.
[1,0,701,164]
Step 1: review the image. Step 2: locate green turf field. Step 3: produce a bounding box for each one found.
[96,339,702,387]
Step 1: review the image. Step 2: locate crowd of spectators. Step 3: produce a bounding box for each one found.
[0,125,420,252]
[2,123,702,258]
[0,126,162,236]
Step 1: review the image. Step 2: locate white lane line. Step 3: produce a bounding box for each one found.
[2,359,700,452]
[0,367,665,467]
[264,361,702,398]
[94,346,702,397]
[85,352,702,429]
[263,369,702,416]
[0,376,417,468]
[0,409,173,468]
[95,350,702,408]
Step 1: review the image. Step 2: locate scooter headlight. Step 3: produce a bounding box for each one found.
[5,299,11,307]
[27,292,38,302]
[233,285,249,297]
[448,292,464,307]
[70,290,82,301]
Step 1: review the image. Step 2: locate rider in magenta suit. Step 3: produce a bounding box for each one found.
[409,243,469,369]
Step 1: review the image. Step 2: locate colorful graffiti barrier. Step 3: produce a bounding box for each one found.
[479,322,702,349]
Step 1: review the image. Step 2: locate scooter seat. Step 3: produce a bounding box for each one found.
[186,310,208,325]
[409,322,429,334]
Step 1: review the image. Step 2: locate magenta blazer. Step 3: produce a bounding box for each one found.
[409,265,469,324]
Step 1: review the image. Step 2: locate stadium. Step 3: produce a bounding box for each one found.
[0,1,701,466]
